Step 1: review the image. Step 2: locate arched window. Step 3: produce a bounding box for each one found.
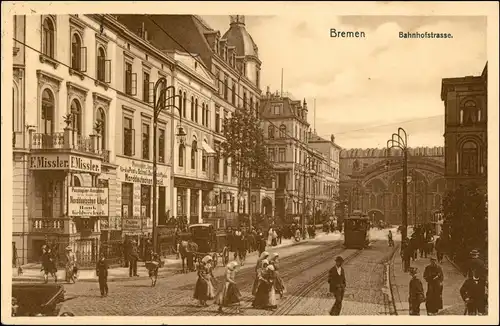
[279,124,286,138]
[182,92,187,118]
[463,101,478,126]
[178,144,185,167]
[191,140,198,169]
[70,99,82,136]
[96,108,106,149]
[71,33,82,71]
[461,141,479,175]
[41,89,55,135]
[97,47,106,82]
[195,98,199,123]
[232,84,236,105]
[268,125,275,139]
[190,96,194,120]
[42,17,55,58]
[178,89,182,113]
[73,176,81,187]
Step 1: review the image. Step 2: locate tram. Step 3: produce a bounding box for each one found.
[343,210,371,249]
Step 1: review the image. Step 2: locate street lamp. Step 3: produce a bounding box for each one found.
[386,127,409,242]
[152,80,186,253]
[302,155,316,239]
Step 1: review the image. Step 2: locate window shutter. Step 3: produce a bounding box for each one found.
[105,59,112,83]
[80,47,87,72]
[131,73,137,96]
[149,82,155,104]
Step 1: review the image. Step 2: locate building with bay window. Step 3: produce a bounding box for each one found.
[12,14,117,264]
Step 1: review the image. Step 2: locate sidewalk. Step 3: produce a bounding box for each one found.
[391,245,466,315]
[12,231,332,283]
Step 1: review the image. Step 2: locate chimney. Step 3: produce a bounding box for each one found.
[331,134,335,143]
[266,86,270,97]
[303,98,308,111]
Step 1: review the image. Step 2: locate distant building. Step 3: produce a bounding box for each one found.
[339,147,445,225]
[441,63,488,192]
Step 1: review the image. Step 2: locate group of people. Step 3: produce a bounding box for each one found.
[401,228,444,273]
[40,244,79,284]
[406,243,487,316]
[251,251,286,310]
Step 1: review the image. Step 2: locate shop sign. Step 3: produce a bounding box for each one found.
[122,218,150,230]
[68,187,108,217]
[116,159,168,186]
[30,154,101,173]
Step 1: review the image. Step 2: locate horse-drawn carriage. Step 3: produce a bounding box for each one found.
[189,223,230,268]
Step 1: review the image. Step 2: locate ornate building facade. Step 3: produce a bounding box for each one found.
[441,63,488,192]
[339,147,445,226]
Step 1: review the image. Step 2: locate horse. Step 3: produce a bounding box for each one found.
[178,240,198,273]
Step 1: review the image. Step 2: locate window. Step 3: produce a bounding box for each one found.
[202,151,207,172]
[463,101,479,125]
[121,183,134,217]
[222,110,228,133]
[96,108,106,150]
[42,17,55,58]
[191,140,197,169]
[274,105,281,115]
[177,188,186,216]
[279,124,286,138]
[268,125,275,139]
[256,69,260,88]
[42,181,54,217]
[214,141,220,175]
[41,89,55,135]
[279,148,286,162]
[142,71,150,103]
[182,92,187,118]
[461,141,479,175]
[140,185,151,218]
[70,99,82,136]
[215,108,220,133]
[268,148,276,162]
[158,128,165,163]
[125,62,136,95]
[195,98,199,123]
[178,89,183,113]
[71,33,86,72]
[243,92,247,110]
[123,116,134,156]
[97,47,106,82]
[232,83,236,105]
[178,144,185,167]
[224,75,229,101]
[142,123,150,160]
[223,158,228,176]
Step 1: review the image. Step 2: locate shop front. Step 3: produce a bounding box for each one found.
[116,157,171,239]
[173,177,214,225]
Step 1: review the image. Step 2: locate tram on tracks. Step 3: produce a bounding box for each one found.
[343,210,371,249]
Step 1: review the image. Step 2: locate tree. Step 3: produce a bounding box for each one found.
[221,108,274,228]
[443,183,487,264]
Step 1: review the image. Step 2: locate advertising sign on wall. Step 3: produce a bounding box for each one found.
[68,187,109,217]
[30,154,101,173]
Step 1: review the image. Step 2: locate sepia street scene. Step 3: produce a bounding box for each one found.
[6,6,492,320]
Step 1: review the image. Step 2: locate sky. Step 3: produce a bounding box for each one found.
[201,15,487,149]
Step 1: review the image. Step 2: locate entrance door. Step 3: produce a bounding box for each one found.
[159,186,166,224]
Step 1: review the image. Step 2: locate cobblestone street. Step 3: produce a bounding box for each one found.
[55,237,400,316]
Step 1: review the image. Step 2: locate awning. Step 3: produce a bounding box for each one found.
[202,140,216,155]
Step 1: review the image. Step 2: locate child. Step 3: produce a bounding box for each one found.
[408,267,425,315]
[96,253,109,297]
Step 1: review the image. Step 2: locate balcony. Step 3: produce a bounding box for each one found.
[31,218,66,234]
[30,128,108,160]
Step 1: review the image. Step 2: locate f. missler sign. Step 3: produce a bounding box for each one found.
[30,154,101,173]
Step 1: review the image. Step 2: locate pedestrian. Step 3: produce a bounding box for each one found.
[41,247,57,283]
[214,261,242,314]
[271,228,278,247]
[96,253,109,298]
[194,255,216,306]
[252,255,270,295]
[388,230,394,247]
[144,239,152,261]
[128,240,139,277]
[402,238,412,273]
[425,233,434,258]
[146,250,161,287]
[258,232,267,255]
[460,270,487,315]
[277,227,282,245]
[423,256,444,315]
[328,256,346,316]
[408,267,425,315]
[64,246,77,284]
[252,264,277,310]
[270,253,286,298]
[435,236,444,263]
[236,230,247,266]
[466,249,487,281]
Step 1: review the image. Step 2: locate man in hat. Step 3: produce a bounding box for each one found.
[408,267,425,315]
[328,256,347,316]
[129,240,139,277]
[460,268,487,315]
[466,249,486,282]
[423,255,444,315]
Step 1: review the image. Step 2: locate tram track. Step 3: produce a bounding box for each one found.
[131,240,344,316]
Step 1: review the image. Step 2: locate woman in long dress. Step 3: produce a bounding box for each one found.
[65,246,77,283]
[252,264,277,310]
[270,253,286,298]
[252,252,270,295]
[214,261,242,314]
[194,255,215,306]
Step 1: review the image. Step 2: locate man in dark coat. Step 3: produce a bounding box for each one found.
[460,270,487,315]
[401,238,412,273]
[328,256,347,316]
[423,256,444,315]
[128,240,139,277]
[96,253,109,297]
[466,249,487,282]
[257,231,267,255]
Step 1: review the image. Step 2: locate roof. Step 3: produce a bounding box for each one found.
[222,15,259,59]
[260,96,310,126]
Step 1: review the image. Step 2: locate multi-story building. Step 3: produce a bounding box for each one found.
[12,14,118,264]
[339,147,445,226]
[308,133,341,219]
[441,63,488,192]
[260,90,325,223]
[114,14,265,227]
